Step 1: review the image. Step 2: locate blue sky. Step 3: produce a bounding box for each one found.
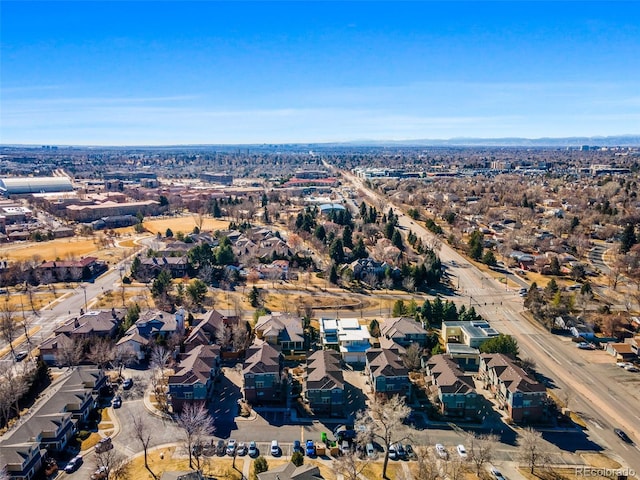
[1,1,639,145]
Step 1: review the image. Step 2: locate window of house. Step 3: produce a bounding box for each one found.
[255,381,264,389]
[184,392,193,399]
[321,397,331,404]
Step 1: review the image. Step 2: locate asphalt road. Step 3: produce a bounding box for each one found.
[338,168,640,474]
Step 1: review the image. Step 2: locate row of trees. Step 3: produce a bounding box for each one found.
[354,395,551,480]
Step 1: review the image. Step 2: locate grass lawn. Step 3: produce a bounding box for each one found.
[143,217,230,236]
[580,453,622,469]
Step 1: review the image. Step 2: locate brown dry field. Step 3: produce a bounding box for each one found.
[143,217,230,235]
[1,236,136,264]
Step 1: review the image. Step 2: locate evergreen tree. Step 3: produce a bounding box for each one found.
[342,225,354,249]
[392,300,407,317]
[329,264,339,284]
[482,250,497,266]
[352,238,367,259]
[468,230,484,260]
[620,223,637,253]
[314,225,327,243]
[479,334,519,356]
[329,238,345,264]
[391,229,404,251]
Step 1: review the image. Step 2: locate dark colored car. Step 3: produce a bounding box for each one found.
[614,428,632,443]
[216,439,226,455]
[122,378,133,389]
[292,440,302,454]
[14,351,28,362]
[63,455,83,473]
[306,440,316,457]
[112,395,122,408]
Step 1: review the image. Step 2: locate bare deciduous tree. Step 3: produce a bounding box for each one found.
[402,342,424,371]
[94,447,129,480]
[0,302,19,359]
[87,338,115,369]
[150,345,170,412]
[466,433,499,476]
[333,450,369,480]
[58,336,85,367]
[446,456,468,480]
[176,402,215,469]
[414,446,440,480]
[355,395,411,479]
[131,413,154,476]
[518,427,550,474]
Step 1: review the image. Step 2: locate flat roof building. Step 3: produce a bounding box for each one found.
[0,176,73,195]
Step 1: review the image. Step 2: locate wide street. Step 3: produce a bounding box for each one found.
[339,167,640,474]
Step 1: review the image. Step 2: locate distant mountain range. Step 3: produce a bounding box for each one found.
[2,135,640,149]
[341,135,640,147]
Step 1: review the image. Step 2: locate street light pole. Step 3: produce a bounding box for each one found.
[81,285,87,313]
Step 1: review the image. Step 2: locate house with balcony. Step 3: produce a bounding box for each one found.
[441,320,500,348]
[243,340,283,404]
[305,350,344,417]
[184,309,239,351]
[365,347,410,398]
[479,353,547,423]
[54,309,123,339]
[424,354,480,418]
[320,317,371,364]
[0,442,43,480]
[168,344,221,412]
[0,367,104,479]
[116,309,185,360]
[255,313,305,353]
[380,317,428,347]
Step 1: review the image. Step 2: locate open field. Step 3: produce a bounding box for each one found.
[1,235,136,265]
[143,216,231,235]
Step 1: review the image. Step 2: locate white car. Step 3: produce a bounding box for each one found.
[226,439,237,455]
[456,444,468,459]
[617,362,633,368]
[435,443,448,459]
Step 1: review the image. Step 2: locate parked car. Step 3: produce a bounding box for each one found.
[366,443,376,459]
[292,440,302,454]
[405,444,415,460]
[216,439,226,455]
[122,378,133,389]
[614,428,632,443]
[625,365,639,372]
[111,395,122,408]
[226,439,237,456]
[63,455,83,473]
[237,442,248,456]
[490,467,506,480]
[270,440,280,456]
[576,342,595,350]
[456,444,468,459]
[388,443,398,460]
[248,441,258,457]
[95,437,113,453]
[616,362,633,368]
[91,466,108,480]
[14,351,28,362]
[396,443,406,459]
[435,443,448,459]
[306,440,316,457]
